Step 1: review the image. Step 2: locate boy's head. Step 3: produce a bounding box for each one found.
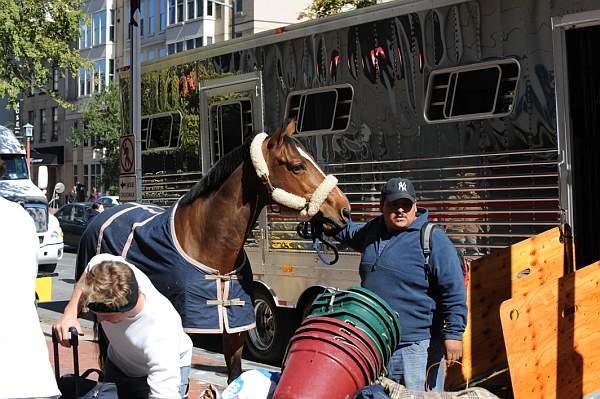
[80,260,139,323]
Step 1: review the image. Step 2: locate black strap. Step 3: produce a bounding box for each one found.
[52,327,81,397]
[420,222,438,273]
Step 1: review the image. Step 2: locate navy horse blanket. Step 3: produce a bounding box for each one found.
[76,202,256,333]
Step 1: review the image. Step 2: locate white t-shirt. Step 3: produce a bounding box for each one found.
[0,196,60,398]
[85,254,193,399]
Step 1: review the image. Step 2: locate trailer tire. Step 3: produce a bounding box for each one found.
[246,289,290,364]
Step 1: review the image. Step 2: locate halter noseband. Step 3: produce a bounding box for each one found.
[250,132,339,218]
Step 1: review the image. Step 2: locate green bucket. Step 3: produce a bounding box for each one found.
[310,289,400,349]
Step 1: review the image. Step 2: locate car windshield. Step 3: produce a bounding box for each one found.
[0,154,29,180]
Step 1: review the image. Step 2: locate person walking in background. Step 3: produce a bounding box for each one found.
[88,186,98,202]
[0,160,61,399]
[86,202,104,222]
[53,254,192,398]
[76,181,86,202]
[66,185,76,204]
[331,177,467,391]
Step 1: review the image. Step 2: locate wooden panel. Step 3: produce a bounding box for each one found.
[446,227,573,387]
[500,262,600,399]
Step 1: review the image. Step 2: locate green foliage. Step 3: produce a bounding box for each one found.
[71,82,122,190]
[0,0,89,109]
[299,0,379,19]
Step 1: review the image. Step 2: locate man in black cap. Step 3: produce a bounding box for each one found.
[333,177,467,391]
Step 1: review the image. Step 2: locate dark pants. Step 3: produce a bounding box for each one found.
[104,357,189,399]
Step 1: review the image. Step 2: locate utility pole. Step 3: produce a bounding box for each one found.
[130,0,142,203]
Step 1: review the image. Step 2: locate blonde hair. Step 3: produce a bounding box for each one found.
[80,260,134,311]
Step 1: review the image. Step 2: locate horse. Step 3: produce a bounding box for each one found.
[75,120,351,383]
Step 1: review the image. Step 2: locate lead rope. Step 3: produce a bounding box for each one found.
[296,221,339,265]
[425,360,467,391]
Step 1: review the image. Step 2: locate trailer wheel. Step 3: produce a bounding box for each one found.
[246,289,289,364]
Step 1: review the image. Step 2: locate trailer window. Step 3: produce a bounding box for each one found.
[210,99,253,162]
[286,85,354,134]
[425,59,520,122]
[143,112,182,150]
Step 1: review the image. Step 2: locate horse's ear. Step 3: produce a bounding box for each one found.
[283,119,296,136]
[268,127,284,148]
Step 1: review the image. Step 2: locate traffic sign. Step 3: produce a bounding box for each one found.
[119,175,137,202]
[120,135,135,174]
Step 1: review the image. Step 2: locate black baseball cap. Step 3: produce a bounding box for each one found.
[380,177,416,203]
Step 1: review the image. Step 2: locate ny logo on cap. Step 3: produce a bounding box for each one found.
[398,182,407,191]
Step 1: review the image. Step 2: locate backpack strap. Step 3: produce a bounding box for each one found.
[420,222,438,275]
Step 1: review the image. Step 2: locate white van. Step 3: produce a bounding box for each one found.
[0,125,63,272]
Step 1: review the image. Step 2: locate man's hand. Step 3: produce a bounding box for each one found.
[444,339,463,365]
[52,316,83,348]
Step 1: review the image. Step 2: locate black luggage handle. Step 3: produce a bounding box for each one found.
[52,327,81,398]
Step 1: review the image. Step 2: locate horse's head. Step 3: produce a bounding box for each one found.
[250,120,351,232]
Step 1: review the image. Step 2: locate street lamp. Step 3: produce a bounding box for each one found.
[211,0,237,40]
[23,123,33,172]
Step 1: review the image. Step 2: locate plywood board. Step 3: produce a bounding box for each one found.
[446,227,573,387]
[500,261,600,399]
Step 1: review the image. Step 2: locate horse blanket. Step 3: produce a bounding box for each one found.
[76,202,256,333]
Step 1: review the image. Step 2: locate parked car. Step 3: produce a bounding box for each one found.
[37,213,64,273]
[97,195,120,208]
[54,203,91,248]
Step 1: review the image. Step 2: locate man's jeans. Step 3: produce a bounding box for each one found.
[104,357,190,398]
[386,338,445,391]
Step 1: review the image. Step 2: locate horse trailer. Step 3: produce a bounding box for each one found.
[118,0,600,363]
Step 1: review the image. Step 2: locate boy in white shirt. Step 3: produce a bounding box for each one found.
[54,254,193,399]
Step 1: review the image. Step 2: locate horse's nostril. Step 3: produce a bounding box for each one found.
[341,207,351,222]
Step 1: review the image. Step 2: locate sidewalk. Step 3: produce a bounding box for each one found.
[41,321,279,398]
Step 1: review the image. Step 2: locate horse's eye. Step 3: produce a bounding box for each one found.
[290,163,306,174]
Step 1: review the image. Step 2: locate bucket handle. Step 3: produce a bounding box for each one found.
[333,336,377,382]
[425,360,467,391]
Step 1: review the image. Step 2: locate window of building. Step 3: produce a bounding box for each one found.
[168,43,176,55]
[235,0,242,13]
[285,85,354,134]
[51,107,59,141]
[140,52,145,62]
[109,9,115,41]
[148,0,155,33]
[175,41,183,53]
[195,37,203,47]
[160,0,166,30]
[73,165,78,185]
[39,109,47,142]
[86,163,102,193]
[207,0,212,16]
[177,0,184,22]
[159,48,167,57]
[140,0,145,35]
[168,0,175,24]
[93,10,106,46]
[216,3,221,18]
[210,99,253,162]
[187,0,194,19]
[424,59,520,123]
[94,59,105,92]
[207,36,213,45]
[79,20,88,48]
[148,50,156,60]
[108,59,115,82]
[186,39,194,51]
[143,112,182,150]
[52,68,59,92]
[84,164,88,188]
[195,0,203,17]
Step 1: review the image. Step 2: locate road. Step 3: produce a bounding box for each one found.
[36,249,279,389]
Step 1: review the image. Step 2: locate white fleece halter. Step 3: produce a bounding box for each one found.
[250,132,339,218]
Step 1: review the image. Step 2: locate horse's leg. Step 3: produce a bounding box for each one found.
[222,331,246,384]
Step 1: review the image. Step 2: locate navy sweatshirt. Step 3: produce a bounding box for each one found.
[335,208,467,342]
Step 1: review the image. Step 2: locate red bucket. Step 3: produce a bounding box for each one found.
[273,332,369,399]
[293,320,382,380]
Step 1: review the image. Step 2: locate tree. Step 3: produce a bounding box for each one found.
[299,0,379,19]
[71,82,122,194]
[0,0,88,108]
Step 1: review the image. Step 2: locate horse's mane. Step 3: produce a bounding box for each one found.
[179,137,254,206]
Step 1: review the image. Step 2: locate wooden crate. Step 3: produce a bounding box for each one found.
[446,227,573,387]
[500,261,600,398]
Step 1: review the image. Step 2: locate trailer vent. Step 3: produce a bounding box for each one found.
[425,58,520,123]
[286,84,354,134]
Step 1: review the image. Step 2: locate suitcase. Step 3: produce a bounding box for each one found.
[52,326,118,399]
